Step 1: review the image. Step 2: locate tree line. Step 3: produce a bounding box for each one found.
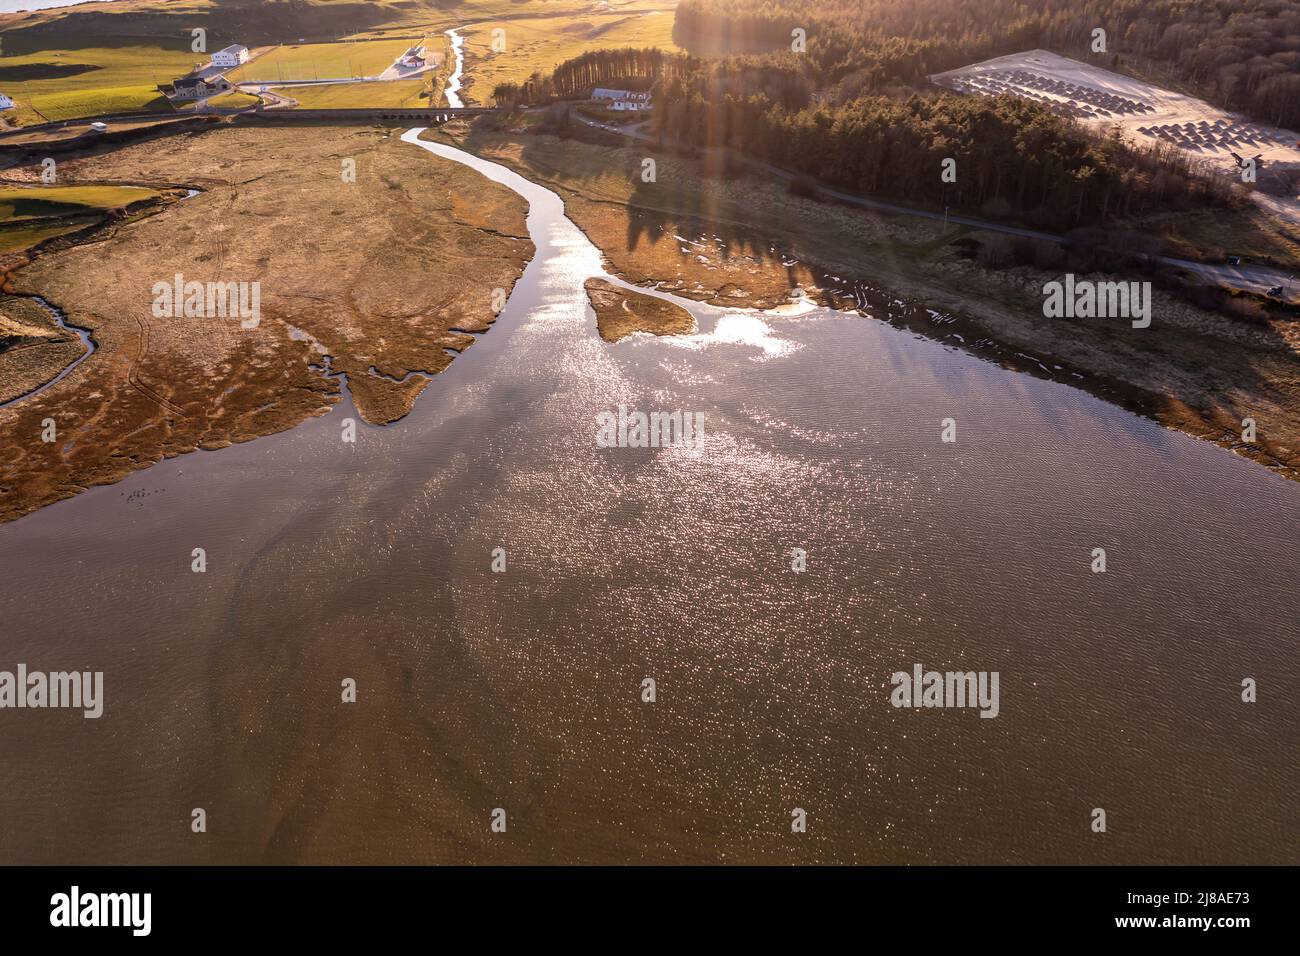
[673,0,1300,128]
[512,46,1231,231]
[493,47,697,106]
[649,78,1231,230]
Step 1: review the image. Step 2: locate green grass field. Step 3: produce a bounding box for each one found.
[0,44,194,124]
[0,0,420,49]
[228,39,420,83]
[344,0,676,37]
[1148,206,1300,265]
[0,184,161,219]
[25,84,174,121]
[0,0,675,49]
[0,1,677,123]
[284,78,432,109]
[461,12,682,104]
[0,184,161,252]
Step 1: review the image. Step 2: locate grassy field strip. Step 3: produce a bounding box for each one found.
[0,44,197,123]
[283,79,432,109]
[0,184,161,253]
[0,1,676,122]
[341,0,674,37]
[227,39,421,83]
[460,11,681,101]
[241,33,451,108]
[0,184,161,217]
[27,84,174,121]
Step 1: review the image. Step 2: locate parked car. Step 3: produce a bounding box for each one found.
[1265,285,1284,298]
[89,121,108,133]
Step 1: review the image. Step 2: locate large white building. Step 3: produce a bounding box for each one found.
[0,93,14,111]
[211,45,250,68]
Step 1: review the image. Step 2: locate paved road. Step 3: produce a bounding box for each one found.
[575,114,1299,302]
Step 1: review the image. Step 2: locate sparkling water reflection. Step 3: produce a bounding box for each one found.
[0,129,1295,865]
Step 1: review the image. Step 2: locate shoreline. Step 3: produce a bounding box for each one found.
[436,125,1299,483]
[2,117,1296,530]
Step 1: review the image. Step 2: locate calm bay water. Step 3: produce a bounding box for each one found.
[0,130,1295,864]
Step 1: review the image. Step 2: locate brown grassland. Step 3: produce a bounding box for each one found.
[0,119,532,524]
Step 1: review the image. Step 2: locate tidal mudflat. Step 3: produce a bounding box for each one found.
[0,123,532,522]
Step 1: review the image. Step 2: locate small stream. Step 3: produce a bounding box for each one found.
[443,28,465,108]
[0,296,95,410]
[401,128,748,326]
[0,186,200,411]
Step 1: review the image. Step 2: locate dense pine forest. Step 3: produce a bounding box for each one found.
[652,77,1230,229]
[495,48,696,103]
[674,0,1300,129]
[500,47,1230,231]
[495,1,1299,230]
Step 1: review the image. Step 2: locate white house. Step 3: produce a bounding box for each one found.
[399,45,426,68]
[211,45,250,68]
[592,88,650,103]
[611,99,649,112]
[0,93,14,111]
